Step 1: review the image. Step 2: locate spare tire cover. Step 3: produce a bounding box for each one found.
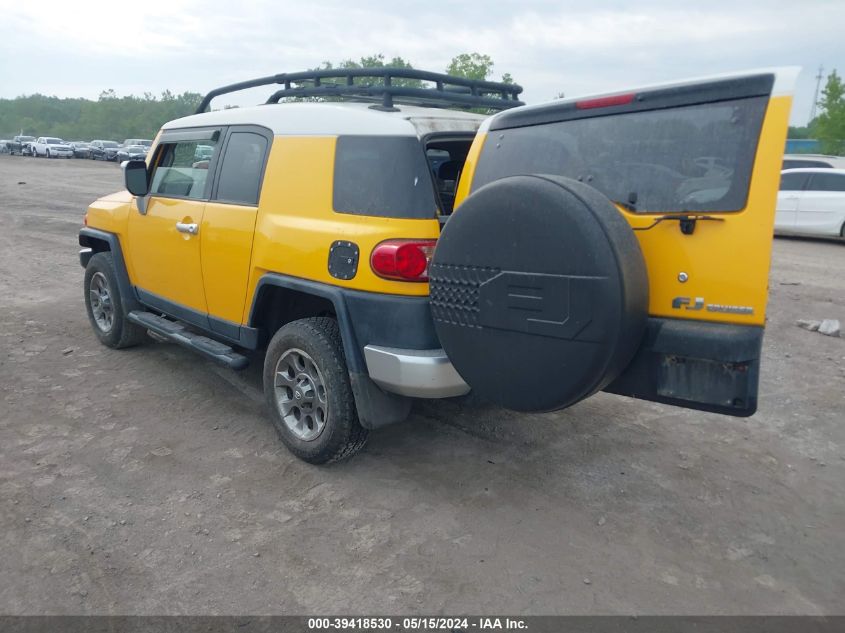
[430,175,648,412]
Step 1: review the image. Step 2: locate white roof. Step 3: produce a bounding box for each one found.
[163,102,486,137]
[781,168,845,174]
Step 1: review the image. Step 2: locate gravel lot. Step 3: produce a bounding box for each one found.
[1,155,843,615]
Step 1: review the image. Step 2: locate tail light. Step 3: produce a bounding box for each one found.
[370,239,437,282]
[576,93,635,110]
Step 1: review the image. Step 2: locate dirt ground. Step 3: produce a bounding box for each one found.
[1,155,843,615]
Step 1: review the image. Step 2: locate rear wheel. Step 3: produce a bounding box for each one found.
[84,252,147,349]
[263,317,367,464]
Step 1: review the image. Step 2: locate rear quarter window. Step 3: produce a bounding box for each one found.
[333,136,437,219]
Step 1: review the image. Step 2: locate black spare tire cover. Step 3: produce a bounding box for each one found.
[430,175,649,412]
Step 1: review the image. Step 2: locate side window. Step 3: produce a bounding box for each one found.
[214,132,268,205]
[150,139,217,199]
[333,136,437,219]
[779,172,809,191]
[807,172,845,192]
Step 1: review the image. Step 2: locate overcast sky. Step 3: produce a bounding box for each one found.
[0,0,841,125]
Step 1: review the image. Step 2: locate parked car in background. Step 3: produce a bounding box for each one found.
[122,138,153,149]
[89,140,120,161]
[776,168,845,238]
[8,135,35,156]
[32,137,74,158]
[116,144,148,162]
[194,144,214,161]
[0,140,10,154]
[782,154,845,170]
[69,142,92,158]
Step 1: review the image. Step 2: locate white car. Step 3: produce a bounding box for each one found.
[775,168,845,238]
[32,137,74,159]
[782,154,845,170]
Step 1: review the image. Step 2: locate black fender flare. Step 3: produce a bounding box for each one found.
[248,274,411,429]
[78,228,141,314]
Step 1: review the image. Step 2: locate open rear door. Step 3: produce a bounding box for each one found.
[432,68,798,416]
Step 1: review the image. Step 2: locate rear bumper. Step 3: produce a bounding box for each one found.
[363,345,469,398]
[605,318,763,417]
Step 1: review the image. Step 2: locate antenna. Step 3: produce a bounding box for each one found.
[809,64,824,123]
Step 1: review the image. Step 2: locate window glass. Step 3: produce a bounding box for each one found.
[150,139,217,199]
[473,96,768,213]
[807,172,845,192]
[215,132,268,205]
[779,172,810,191]
[333,136,436,219]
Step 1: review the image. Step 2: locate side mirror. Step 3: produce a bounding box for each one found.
[124,160,149,197]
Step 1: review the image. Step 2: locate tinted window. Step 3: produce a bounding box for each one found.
[334,136,436,219]
[215,132,268,205]
[807,173,845,192]
[150,138,217,199]
[779,172,810,191]
[782,159,832,170]
[473,96,768,213]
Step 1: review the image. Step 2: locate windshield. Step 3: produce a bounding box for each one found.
[127,146,145,152]
[20,136,34,142]
[46,138,62,144]
[473,96,768,213]
[103,142,119,148]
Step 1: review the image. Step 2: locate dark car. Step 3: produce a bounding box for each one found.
[89,140,120,161]
[9,135,35,156]
[69,142,92,158]
[116,144,148,162]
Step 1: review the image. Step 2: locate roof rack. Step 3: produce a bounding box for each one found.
[195,68,524,114]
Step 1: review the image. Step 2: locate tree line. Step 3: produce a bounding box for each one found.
[788,69,844,154]
[0,53,513,142]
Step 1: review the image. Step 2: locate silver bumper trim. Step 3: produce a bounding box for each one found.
[363,345,470,399]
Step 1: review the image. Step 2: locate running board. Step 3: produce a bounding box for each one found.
[127,311,249,370]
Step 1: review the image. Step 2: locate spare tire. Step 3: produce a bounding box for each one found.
[430,175,648,412]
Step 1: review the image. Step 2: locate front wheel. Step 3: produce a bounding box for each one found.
[84,252,147,349]
[263,317,367,464]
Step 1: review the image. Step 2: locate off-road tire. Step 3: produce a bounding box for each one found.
[83,252,147,349]
[263,317,367,464]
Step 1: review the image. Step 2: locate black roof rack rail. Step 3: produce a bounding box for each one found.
[195,68,524,114]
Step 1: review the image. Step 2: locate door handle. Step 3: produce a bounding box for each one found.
[175,222,199,235]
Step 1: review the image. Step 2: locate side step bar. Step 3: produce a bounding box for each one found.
[127,311,249,370]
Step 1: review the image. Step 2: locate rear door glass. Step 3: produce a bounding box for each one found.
[779,172,811,191]
[473,96,768,213]
[214,132,268,205]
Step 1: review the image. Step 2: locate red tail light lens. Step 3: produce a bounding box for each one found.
[370,239,437,282]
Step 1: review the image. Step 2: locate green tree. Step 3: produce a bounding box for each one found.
[815,70,845,154]
[446,53,495,81]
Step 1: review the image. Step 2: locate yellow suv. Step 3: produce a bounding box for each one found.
[79,67,797,463]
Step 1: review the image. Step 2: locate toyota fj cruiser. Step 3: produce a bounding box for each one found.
[79,67,797,463]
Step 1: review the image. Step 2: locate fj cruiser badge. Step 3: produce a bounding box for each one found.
[672,297,754,315]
